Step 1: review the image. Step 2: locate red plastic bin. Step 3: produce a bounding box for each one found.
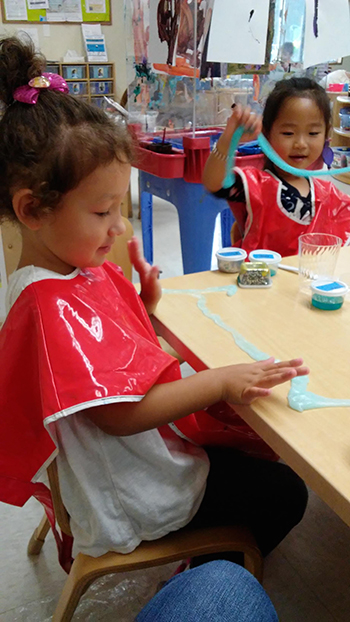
[134,144,185,178]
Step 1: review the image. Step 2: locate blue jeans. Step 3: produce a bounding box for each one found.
[136,560,278,621]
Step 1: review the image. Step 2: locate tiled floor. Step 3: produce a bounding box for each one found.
[1,170,350,621]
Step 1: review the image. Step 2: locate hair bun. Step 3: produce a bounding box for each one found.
[0,35,46,106]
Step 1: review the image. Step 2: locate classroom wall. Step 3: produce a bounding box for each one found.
[0,3,127,101]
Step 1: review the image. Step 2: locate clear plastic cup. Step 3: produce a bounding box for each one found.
[298,233,342,292]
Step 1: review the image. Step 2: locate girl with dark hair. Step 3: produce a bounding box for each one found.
[203,77,350,256]
[0,38,309,567]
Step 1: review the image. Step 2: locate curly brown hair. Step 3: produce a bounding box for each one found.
[0,36,134,223]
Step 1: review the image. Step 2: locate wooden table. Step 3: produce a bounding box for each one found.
[153,249,350,527]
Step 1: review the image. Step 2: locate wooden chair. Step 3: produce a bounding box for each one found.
[28,459,263,622]
[1,220,263,620]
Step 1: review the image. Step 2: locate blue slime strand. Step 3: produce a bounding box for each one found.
[288,376,350,412]
[223,127,350,189]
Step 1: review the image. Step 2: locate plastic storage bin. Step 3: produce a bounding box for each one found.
[46,64,60,74]
[339,107,350,131]
[90,81,113,95]
[62,65,86,79]
[89,65,112,79]
[68,82,88,96]
[332,146,350,168]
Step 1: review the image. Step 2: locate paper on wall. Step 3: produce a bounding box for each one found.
[27,0,49,9]
[3,0,28,21]
[17,27,40,51]
[148,0,177,65]
[46,0,82,22]
[81,23,102,37]
[303,0,350,68]
[207,0,269,65]
[86,0,106,12]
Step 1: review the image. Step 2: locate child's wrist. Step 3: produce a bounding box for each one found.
[217,132,235,152]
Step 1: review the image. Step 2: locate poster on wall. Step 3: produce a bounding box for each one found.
[207,0,269,65]
[149,0,215,77]
[46,0,83,22]
[303,0,350,68]
[1,0,110,22]
[3,0,28,20]
[27,0,48,9]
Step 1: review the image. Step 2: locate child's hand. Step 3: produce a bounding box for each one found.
[219,357,309,405]
[128,236,162,315]
[219,104,262,151]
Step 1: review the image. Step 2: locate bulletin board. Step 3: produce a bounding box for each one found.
[1,0,111,24]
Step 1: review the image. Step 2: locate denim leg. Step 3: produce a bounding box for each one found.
[135,560,278,622]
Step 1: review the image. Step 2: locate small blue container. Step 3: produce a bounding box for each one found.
[310,279,348,310]
[249,249,281,276]
[216,247,247,273]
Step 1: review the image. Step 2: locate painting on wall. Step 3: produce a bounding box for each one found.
[148,0,215,77]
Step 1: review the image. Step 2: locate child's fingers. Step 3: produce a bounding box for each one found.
[255,357,306,372]
[243,386,272,403]
[128,237,149,273]
[256,368,298,389]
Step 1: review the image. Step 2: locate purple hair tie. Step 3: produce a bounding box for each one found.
[13,72,69,104]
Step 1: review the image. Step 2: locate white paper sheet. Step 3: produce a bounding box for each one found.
[84,35,108,62]
[207,0,269,64]
[4,0,28,20]
[27,0,49,9]
[82,23,102,37]
[46,0,82,22]
[17,27,40,50]
[303,0,350,68]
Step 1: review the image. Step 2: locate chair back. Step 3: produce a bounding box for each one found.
[48,460,73,537]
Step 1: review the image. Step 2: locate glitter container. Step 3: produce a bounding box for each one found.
[248,249,282,276]
[237,261,272,288]
[216,247,247,273]
[310,279,348,310]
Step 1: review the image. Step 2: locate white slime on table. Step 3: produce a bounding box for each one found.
[162,285,350,412]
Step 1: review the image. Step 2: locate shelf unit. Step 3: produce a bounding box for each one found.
[46,62,115,108]
[330,94,350,184]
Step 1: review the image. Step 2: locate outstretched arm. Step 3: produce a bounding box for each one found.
[86,358,309,436]
[202,104,262,193]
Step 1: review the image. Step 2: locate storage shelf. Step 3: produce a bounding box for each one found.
[330,92,350,184]
[331,172,350,184]
[334,127,350,137]
[337,96,350,103]
[46,62,114,107]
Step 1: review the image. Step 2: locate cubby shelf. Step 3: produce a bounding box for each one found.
[46,62,115,108]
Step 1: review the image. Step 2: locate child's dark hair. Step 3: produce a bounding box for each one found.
[262,77,331,137]
[0,36,134,223]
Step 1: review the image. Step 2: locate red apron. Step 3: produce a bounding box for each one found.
[229,167,350,256]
